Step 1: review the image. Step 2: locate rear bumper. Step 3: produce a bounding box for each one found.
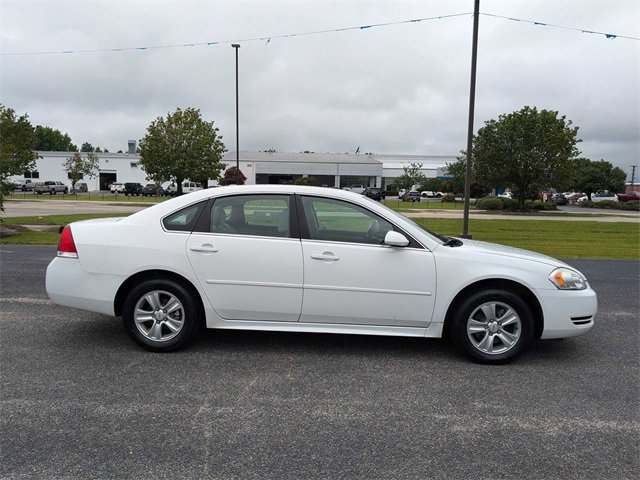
[46,257,121,316]
[536,287,597,339]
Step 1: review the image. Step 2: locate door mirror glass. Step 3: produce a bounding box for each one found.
[384,231,410,247]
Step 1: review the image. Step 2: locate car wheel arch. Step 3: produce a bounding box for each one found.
[443,278,543,340]
[114,269,205,321]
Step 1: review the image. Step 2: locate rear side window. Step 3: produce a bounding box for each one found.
[163,201,206,232]
[210,195,291,238]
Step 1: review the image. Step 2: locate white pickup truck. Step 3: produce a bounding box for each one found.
[35,181,68,195]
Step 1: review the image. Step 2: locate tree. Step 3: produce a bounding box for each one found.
[570,158,627,199]
[218,166,246,186]
[139,108,226,194]
[292,176,316,186]
[0,105,38,211]
[472,106,580,209]
[446,155,491,198]
[80,142,94,152]
[393,163,427,193]
[63,152,99,192]
[34,125,78,151]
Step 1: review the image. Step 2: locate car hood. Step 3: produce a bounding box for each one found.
[453,238,570,269]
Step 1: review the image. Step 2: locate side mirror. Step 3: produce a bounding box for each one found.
[384,231,410,247]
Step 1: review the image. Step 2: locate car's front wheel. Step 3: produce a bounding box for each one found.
[122,279,201,352]
[451,289,534,364]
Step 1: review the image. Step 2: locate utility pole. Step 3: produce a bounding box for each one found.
[631,165,637,186]
[232,44,241,182]
[461,0,480,239]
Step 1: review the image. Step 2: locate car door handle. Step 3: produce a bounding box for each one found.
[311,252,340,261]
[190,244,219,253]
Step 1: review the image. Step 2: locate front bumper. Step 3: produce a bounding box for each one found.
[536,287,597,339]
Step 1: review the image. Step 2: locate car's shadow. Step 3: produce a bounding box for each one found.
[59,312,590,366]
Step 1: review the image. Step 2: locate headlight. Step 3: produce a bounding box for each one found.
[548,268,588,290]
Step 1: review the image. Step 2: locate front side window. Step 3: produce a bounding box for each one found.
[300,196,393,245]
[210,195,291,238]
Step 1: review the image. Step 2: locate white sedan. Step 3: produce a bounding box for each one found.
[46,185,596,363]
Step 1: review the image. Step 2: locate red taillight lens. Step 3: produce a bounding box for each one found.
[57,225,78,258]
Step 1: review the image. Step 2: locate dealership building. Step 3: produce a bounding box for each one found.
[12,141,456,191]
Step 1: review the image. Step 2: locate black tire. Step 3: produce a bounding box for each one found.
[64,188,68,194]
[450,289,534,364]
[122,279,202,352]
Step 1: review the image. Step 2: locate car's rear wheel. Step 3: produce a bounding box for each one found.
[451,289,534,364]
[122,279,201,352]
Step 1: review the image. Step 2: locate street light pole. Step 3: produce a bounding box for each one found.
[461,0,480,239]
[232,44,241,182]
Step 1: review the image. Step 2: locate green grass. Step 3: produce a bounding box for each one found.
[383,199,466,210]
[7,192,165,203]
[0,213,132,245]
[1,212,128,225]
[1,212,638,259]
[415,218,640,259]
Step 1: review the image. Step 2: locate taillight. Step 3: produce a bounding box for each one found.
[57,225,78,258]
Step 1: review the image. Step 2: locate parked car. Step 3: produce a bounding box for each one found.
[124,182,144,196]
[343,185,366,194]
[73,182,88,193]
[46,185,596,364]
[615,191,639,202]
[403,191,421,202]
[142,183,163,196]
[182,181,203,194]
[363,187,384,201]
[421,191,444,198]
[110,182,125,193]
[163,183,178,196]
[550,193,567,205]
[13,180,34,191]
[498,191,513,199]
[587,192,618,203]
[35,181,68,195]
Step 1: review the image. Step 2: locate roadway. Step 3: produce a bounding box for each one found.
[0,246,638,479]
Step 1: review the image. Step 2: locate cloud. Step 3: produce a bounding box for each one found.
[1,0,638,178]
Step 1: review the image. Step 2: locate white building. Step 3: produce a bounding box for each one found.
[11,145,457,191]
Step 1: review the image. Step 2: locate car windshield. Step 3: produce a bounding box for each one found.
[359,196,448,244]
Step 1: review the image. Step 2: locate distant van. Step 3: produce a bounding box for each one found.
[182,181,203,193]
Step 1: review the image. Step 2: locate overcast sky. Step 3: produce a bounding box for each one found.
[1,0,638,179]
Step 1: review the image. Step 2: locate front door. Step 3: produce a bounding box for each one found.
[298,196,436,327]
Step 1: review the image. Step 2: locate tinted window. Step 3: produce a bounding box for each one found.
[301,196,393,245]
[162,201,206,232]
[210,195,291,238]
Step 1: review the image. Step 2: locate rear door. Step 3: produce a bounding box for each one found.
[186,193,303,322]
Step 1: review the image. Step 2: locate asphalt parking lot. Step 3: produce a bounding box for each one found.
[1,246,638,479]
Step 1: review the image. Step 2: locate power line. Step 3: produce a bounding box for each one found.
[1,10,637,57]
[481,12,639,41]
[0,12,471,57]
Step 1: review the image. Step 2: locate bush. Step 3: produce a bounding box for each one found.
[501,198,520,210]
[622,200,640,211]
[441,193,455,203]
[580,200,640,211]
[477,197,503,210]
[525,200,557,211]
